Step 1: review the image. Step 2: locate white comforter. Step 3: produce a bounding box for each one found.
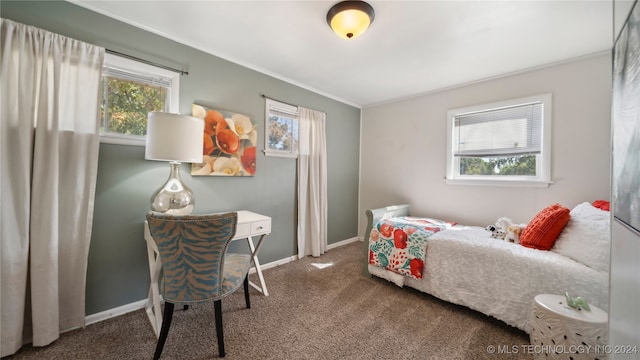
[368,225,609,333]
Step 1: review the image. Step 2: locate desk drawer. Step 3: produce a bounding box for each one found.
[251,220,271,234]
[235,223,250,238]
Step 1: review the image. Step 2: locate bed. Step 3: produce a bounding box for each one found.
[362,203,610,333]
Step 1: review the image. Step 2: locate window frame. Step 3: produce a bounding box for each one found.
[264,98,299,158]
[99,53,180,146]
[445,94,552,187]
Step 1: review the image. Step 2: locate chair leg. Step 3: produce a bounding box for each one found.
[243,275,251,309]
[154,302,175,360]
[214,300,225,357]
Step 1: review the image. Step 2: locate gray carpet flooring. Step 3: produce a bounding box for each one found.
[5,241,532,359]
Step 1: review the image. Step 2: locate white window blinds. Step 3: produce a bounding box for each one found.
[102,66,173,88]
[267,100,298,118]
[453,101,543,157]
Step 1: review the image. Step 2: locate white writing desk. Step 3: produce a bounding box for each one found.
[143,210,271,338]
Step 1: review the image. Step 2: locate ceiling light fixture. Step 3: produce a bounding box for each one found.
[326,1,375,40]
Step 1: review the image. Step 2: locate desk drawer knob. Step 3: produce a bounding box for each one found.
[257,226,263,230]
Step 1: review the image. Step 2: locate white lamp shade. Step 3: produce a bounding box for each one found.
[145,112,204,163]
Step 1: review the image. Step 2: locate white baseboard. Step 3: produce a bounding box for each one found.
[328,236,360,249]
[247,237,360,273]
[84,237,358,325]
[249,254,297,273]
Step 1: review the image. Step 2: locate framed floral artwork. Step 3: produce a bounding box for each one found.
[190,103,257,176]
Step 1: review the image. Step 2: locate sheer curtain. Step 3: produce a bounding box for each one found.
[1,19,104,356]
[297,107,328,258]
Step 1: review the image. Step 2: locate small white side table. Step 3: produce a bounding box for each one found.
[529,294,608,360]
[143,210,272,338]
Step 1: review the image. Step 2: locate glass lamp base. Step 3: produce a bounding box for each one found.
[151,161,194,215]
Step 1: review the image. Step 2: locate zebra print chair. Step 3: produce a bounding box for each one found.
[146,211,251,358]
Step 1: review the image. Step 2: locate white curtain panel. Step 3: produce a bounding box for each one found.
[0,19,104,356]
[297,107,328,258]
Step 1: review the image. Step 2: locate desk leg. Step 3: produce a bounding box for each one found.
[144,226,163,338]
[246,234,269,296]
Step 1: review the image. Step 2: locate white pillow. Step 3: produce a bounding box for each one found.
[551,202,610,272]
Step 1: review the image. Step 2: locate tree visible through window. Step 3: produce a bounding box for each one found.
[265,98,298,158]
[446,94,552,186]
[99,53,179,146]
[460,155,536,176]
[101,77,167,136]
[268,115,297,151]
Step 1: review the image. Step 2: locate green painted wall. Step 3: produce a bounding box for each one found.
[2,1,360,315]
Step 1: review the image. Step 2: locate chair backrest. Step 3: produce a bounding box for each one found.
[146,212,238,303]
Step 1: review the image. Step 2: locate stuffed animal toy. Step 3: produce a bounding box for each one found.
[495,217,513,233]
[487,217,526,242]
[487,217,513,240]
[485,224,506,240]
[504,225,525,243]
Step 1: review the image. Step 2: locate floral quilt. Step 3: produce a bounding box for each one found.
[368,216,456,279]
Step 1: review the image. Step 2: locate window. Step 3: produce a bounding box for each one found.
[446,94,552,187]
[99,53,179,146]
[264,98,299,158]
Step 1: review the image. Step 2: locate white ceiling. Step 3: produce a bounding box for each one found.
[69,0,615,108]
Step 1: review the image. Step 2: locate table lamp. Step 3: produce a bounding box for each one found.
[145,112,204,215]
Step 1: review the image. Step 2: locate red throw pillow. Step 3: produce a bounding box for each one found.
[592,200,610,211]
[520,203,571,250]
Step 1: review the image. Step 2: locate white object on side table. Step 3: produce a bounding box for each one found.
[529,294,608,360]
[143,210,272,338]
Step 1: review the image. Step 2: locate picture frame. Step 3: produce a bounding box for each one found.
[612,1,640,235]
[190,103,257,176]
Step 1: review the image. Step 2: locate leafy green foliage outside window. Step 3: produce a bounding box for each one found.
[264,98,298,158]
[447,94,551,185]
[267,115,298,152]
[100,77,168,136]
[460,155,536,176]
